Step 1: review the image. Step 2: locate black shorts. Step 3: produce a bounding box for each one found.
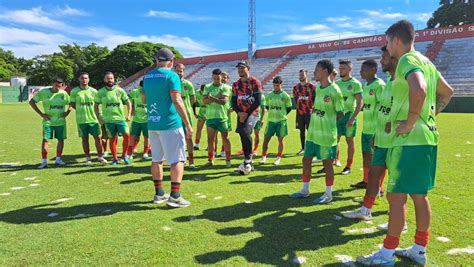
[296,113,311,130]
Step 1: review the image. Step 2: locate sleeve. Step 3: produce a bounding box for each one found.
[202,84,209,96]
[352,81,363,96]
[285,93,292,108]
[400,55,424,80]
[375,81,385,104]
[64,92,70,104]
[70,89,77,103]
[310,84,316,104]
[168,73,182,92]
[333,87,344,112]
[120,89,129,103]
[221,85,230,96]
[188,81,196,96]
[245,79,263,114]
[32,90,43,103]
[231,82,241,112]
[94,90,102,104]
[292,85,297,98]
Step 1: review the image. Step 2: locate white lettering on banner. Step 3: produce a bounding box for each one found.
[469,26,474,31]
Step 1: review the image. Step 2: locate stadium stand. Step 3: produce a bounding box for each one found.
[120,24,474,96]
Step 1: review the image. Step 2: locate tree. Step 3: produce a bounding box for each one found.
[427,0,474,28]
[26,54,74,85]
[0,48,18,81]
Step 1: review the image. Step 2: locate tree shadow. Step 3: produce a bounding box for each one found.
[174,193,385,265]
[0,201,156,224]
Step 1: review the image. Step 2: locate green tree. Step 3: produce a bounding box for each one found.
[427,0,474,28]
[27,54,74,85]
[0,48,18,81]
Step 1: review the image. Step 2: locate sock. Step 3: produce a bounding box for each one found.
[361,206,371,215]
[414,230,429,247]
[325,186,332,195]
[41,158,47,164]
[208,151,214,161]
[336,147,340,160]
[302,182,310,192]
[170,182,181,198]
[41,150,48,160]
[325,175,334,186]
[380,170,387,191]
[56,149,62,158]
[153,180,165,196]
[380,247,395,259]
[133,138,139,152]
[346,158,353,169]
[277,152,283,158]
[363,195,377,209]
[411,243,427,255]
[84,147,90,158]
[194,142,199,146]
[127,145,134,157]
[122,134,130,158]
[110,136,118,160]
[188,152,194,163]
[221,145,225,153]
[143,138,150,154]
[262,151,267,157]
[383,234,400,250]
[225,150,231,161]
[253,144,259,151]
[363,166,370,183]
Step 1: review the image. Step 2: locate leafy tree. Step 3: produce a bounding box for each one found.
[26,54,74,85]
[427,0,474,28]
[0,48,18,81]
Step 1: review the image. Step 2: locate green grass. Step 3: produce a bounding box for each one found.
[0,103,473,265]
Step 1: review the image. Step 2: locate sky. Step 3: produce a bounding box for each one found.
[0,0,440,59]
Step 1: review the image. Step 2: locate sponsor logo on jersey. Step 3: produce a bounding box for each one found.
[323,95,331,103]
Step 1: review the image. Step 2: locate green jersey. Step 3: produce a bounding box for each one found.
[391,50,440,146]
[266,91,292,122]
[196,90,206,113]
[129,88,148,123]
[70,86,99,124]
[259,94,266,120]
[181,79,195,120]
[32,88,70,126]
[336,77,363,113]
[223,84,232,110]
[375,77,394,148]
[203,83,229,121]
[307,83,344,147]
[362,77,385,134]
[94,86,129,123]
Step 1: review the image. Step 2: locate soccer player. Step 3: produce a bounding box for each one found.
[94,72,132,165]
[219,71,233,157]
[292,69,316,155]
[203,69,231,167]
[231,61,263,174]
[175,63,196,168]
[142,48,193,208]
[193,84,207,150]
[29,78,71,168]
[356,20,454,266]
[127,80,150,160]
[335,60,363,174]
[260,76,292,165]
[70,72,107,165]
[351,60,386,189]
[343,45,396,220]
[252,93,266,155]
[290,60,344,204]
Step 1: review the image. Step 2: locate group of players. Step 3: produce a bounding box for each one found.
[29,20,454,266]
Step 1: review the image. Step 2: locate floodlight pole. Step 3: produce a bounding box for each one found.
[248,0,256,60]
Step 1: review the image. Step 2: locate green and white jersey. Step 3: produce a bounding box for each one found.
[70,86,99,124]
[94,86,129,123]
[362,77,385,134]
[391,50,441,146]
[336,77,363,113]
[32,88,70,126]
[203,83,229,121]
[375,77,394,148]
[259,94,266,120]
[181,79,195,120]
[129,88,148,123]
[307,83,344,147]
[266,90,292,122]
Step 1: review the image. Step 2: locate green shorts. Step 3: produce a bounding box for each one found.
[386,145,438,195]
[43,125,67,141]
[206,118,228,133]
[131,121,149,137]
[372,147,388,167]
[265,121,288,138]
[361,133,375,154]
[78,123,101,138]
[227,113,232,131]
[254,120,264,130]
[337,112,357,137]
[105,121,129,137]
[304,141,337,160]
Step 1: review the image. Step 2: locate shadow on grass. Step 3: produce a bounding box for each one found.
[175,193,385,265]
[0,201,156,224]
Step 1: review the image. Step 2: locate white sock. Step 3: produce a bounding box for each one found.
[380,247,395,259]
[411,244,426,254]
[302,182,309,192]
[86,157,92,161]
[361,206,371,215]
[325,186,332,195]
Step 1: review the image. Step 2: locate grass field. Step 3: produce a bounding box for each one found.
[0,103,473,265]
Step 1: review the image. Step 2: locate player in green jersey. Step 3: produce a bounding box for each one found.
[70,72,107,165]
[260,76,292,165]
[94,72,132,165]
[357,20,454,266]
[344,45,396,222]
[335,60,363,175]
[253,94,266,155]
[216,71,233,158]
[203,69,231,167]
[351,60,386,189]
[29,78,71,169]
[127,80,150,160]
[290,60,344,204]
[175,64,196,168]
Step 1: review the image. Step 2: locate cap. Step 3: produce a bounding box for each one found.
[235,61,249,68]
[155,48,175,62]
[54,77,64,83]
